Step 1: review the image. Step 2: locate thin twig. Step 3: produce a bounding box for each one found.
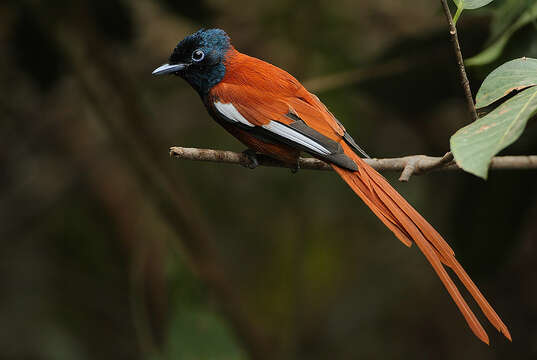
[397,0,481,182]
[440,0,478,122]
[399,157,423,182]
[399,152,455,180]
[169,147,537,180]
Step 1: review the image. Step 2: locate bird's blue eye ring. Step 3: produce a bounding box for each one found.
[192,49,205,62]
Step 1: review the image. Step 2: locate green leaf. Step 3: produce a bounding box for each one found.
[488,0,532,41]
[466,2,537,66]
[450,86,537,179]
[451,0,494,10]
[476,57,537,108]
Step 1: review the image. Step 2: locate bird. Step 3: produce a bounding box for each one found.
[153,28,511,344]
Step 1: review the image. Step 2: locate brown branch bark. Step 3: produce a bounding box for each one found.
[169,147,537,181]
[440,0,478,122]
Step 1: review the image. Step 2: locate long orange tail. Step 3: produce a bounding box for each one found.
[332,143,511,344]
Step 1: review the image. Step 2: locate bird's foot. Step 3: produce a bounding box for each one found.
[242,149,259,169]
[290,160,300,174]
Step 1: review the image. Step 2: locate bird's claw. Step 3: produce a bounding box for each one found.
[290,161,300,174]
[242,149,259,169]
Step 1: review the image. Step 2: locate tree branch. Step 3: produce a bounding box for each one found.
[169,147,537,181]
[440,0,478,122]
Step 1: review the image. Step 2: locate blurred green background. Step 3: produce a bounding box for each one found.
[1,0,537,359]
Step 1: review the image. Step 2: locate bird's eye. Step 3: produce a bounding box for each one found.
[192,49,205,62]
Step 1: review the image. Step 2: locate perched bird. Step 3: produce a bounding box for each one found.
[153,28,511,344]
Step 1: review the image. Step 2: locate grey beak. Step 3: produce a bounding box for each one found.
[152,63,186,76]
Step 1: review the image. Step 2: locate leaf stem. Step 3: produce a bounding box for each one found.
[453,4,464,24]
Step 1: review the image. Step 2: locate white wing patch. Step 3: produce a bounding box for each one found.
[214,101,331,156]
[214,102,254,127]
[262,121,330,155]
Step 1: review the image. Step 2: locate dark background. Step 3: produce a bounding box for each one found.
[1,0,537,359]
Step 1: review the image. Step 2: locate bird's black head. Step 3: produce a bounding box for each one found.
[152,28,231,95]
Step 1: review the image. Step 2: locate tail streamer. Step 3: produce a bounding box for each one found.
[332,143,511,344]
